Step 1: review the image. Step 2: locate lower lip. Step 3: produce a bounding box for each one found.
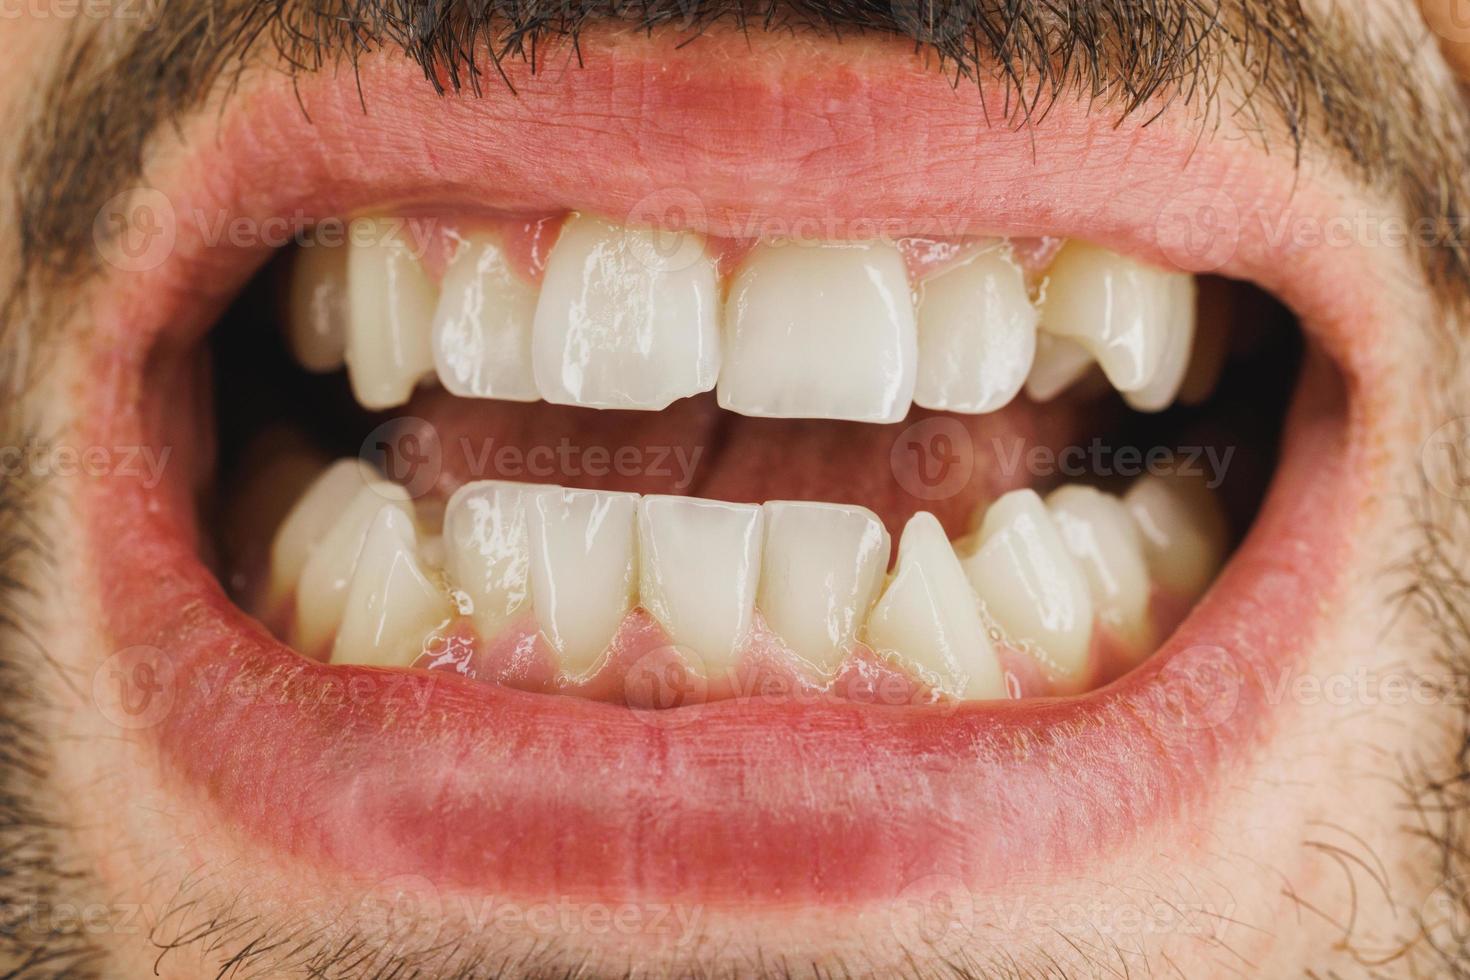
[82,342,1353,904]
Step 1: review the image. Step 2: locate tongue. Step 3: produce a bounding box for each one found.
[389,388,1113,538]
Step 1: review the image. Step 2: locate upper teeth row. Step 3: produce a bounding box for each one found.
[285,216,1217,419]
[261,462,1227,700]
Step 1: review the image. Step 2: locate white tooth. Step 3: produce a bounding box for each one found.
[1124,275,1198,412]
[532,215,719,410]
[718,241,917,422]
[864,513,1004,700]
[638,496,763,668]
[432,233,539,401]
[526,487,639,676]
[962,489,1093,677]
[758,501,890,676]
[331,506,452,667]
[267,458,376,616]
[345,217,438,410]
[1039,241,1179,393]
[1124,474,1228,600]
[293,481,414,656]
[913,248,1038,413]
[442,480,543,641]
[1045,485,1152,657]
[1024,333,1095,402]
[286,241,349,372]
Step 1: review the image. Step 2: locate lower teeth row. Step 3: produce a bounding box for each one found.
[250,460,1226,702]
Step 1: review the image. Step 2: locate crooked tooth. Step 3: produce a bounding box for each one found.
[526,487,639,676]
[1046,485,1152,658]
[758,501,890,676]
[638,496,763,668]
[293,481,414,656]
[1039,241,1184,393]
[345,218,438,410]
[432,233,539,401]
[286,241,349,372]
[1123,275,1197,412]
[1024,333,1095,402]
[331,506,452,667]
[532,215,719,410]
[1124,474,1228,600]
[914,248,1038,413]
[442,480,542,642]
[266,458,375,616]
[962,489,1093,678]
[718,241,917,422]
[864,512,1004,700]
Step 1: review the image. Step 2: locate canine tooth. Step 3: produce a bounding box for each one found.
[532,215,719,410]
[286,242,349,372]
[331,506,452,667]
[432,233,539,401]
[345,218,438,410]
[865,513,1004,700]
[267,458,375,616]
[963,489,1094,677]
[526,487,639,676]
[718,241,917,422]
[1123,275,1198,412]
[914,249,1038,413]
[1024,334,1095,402]
[293,481,414,656]
[442,480,542,641]
[1046,485,1152,656]
[1124,474,1228,600]
[758,501,890,675]
[1039,242,1180,393]
[638,496,763,667]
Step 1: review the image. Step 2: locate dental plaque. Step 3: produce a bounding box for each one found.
[222,210,1279,708]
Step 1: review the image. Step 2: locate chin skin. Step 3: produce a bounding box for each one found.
[7,10,1469,980]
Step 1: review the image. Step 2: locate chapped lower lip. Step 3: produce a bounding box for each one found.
[79,27,1381,905]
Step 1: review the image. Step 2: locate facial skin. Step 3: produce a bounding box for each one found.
[2,1,1470,977]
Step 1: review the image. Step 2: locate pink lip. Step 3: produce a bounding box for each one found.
[82,29,1381,904]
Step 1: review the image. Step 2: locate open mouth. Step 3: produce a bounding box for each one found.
[78,25,1377,955]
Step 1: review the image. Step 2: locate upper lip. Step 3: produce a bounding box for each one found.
[82,29,1386,904]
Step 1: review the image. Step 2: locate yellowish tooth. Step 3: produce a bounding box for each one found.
[266,458,376,617]
[286,241,349,372]
[1046,485,1153,659]
[1123,275,1198,412]
[331,506,452,667]
[1039,241,1180,393]
[432,232,540,401]
[913,248,1038,414]
[962,489,1094,678]
[865,512,1005,700]
[638,496,763,670]
[1124,474,1228,600]
[293,481,414,656]
[1024,333,1096,402]
[758,500,890,676]
[526,487,639,677]
[345,217,438,410]
[442,480,542,642]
